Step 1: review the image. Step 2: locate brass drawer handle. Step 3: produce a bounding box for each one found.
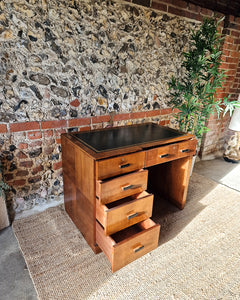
[127,212,139,220]
[119,163,131,169]
[160,153,169,158]
[181,149,189,153]
[122,184,134,191]
[134,245,144,253]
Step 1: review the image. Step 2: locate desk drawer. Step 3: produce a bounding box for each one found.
[96,151,145,180]
[96,219,160,272]
[145,144,178,167]
[96,170,148,205]
[177,139,197,158]
[96,191,154,235]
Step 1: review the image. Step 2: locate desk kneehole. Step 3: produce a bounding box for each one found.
[96,219,160,273]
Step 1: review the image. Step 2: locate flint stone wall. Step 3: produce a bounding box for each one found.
[0,0,198,215]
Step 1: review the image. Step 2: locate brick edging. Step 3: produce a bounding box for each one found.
[0,109,175,134]
[126,0,240,23]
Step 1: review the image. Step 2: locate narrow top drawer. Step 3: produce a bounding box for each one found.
[177,139,197,158]
[145,138,197,167]
[96,151,145,180]
[145,143,178,167]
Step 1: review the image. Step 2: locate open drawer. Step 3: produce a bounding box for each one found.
[96,219,160,272]
[96,191,154,235]
[96,169,148,204]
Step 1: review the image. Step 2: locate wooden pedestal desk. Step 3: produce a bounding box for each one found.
[61,123,197,272]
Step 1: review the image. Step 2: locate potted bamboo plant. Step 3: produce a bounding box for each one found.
[168,17,239,147]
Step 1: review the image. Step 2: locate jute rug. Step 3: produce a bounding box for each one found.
[13,173,240,300]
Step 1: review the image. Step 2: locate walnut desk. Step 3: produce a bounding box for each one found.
[61,123,197,272]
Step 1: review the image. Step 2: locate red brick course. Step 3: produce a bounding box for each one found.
[146,110,160,117]
[188,3,200,13]
[0,124,7,133]
[171,0,187,9]
[160,108,172,115]
[92,115,111,124]
[79,126,91,132]
[41,120,67,129]
[113,113,130,121]
[149,0,217,21]
[130,112,145,119]
[68,117,91,127]
[151,2,167,11]
[10,122,40,132]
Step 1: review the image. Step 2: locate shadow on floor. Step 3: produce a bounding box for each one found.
[151,172,218,246]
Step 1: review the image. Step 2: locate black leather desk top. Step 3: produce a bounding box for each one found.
[71,123,185,153]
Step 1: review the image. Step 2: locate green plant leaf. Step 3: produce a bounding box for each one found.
[167,17,229,140]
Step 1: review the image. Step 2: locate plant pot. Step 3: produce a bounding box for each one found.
[0,192,10,230]
[190,154,197,176]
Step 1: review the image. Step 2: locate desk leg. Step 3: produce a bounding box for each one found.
[148,156,193,209]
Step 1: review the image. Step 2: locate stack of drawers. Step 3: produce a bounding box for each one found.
[62,124,197,274]
[95,151,160,272]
